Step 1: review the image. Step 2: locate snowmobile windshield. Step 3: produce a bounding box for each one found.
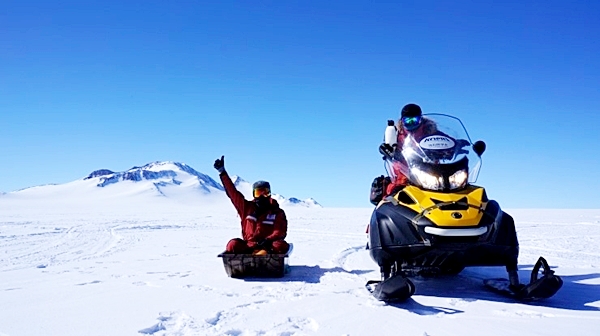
[385,114,482,192]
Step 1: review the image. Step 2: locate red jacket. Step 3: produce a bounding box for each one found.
[220,172,288,244]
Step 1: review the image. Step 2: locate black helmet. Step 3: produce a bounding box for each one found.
[401,103,422,118]
[252,180,270,190]
[252,180,271,199]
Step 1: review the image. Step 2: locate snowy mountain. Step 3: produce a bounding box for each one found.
[230,175,321,208]
[83,161,224,194]
[4,161,321,208]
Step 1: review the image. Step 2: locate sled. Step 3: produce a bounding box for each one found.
[218,243,293,278]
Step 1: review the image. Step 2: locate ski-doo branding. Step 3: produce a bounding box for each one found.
[419,136,455,149]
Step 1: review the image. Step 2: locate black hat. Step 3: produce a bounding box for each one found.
[401,104,422,118]
[252,180,271,190]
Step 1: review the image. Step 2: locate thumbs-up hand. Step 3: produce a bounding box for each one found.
[214,155,225,174]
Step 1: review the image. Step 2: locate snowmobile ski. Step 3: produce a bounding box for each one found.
[484,257,563,301]
[366,275,415,302]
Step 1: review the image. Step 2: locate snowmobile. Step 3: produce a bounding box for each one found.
[218,244,293,278]
[366,114,562,302]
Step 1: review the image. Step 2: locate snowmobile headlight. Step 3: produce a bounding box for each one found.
[449,169,468,190]
[411,168,444,190]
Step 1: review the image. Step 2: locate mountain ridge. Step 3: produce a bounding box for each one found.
[5,161,321,207]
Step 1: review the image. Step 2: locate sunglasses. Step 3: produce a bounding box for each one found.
[253,188,271,198]
[401,116,422,130]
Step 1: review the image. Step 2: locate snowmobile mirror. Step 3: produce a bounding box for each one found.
[473,140,486,156]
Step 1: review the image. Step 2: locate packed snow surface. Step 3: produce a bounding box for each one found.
[1,190,599,335]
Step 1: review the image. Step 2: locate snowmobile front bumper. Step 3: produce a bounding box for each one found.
[368,199,519,274]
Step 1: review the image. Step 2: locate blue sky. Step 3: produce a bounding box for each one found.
[1,1,599,208]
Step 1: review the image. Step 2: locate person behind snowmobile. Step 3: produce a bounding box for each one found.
[370,103,438,205]
[214,156,290,255]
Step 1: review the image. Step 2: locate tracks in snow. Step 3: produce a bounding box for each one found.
[140,310,319,336]
[0,219,187,272]
[140,244,370,335]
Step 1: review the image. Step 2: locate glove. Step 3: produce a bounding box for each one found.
[371,175,385,188]
[370,175,391,206]
[257,239,272,249]
[456,139,471,148]
[379,143,395,159]
[214,155,225,174]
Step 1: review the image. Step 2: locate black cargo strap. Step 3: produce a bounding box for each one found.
[412,201,482,225]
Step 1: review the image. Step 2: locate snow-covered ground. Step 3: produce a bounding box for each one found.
[1,179,599,335]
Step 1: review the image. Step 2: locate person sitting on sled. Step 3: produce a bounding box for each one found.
[370,103,438,205]
[214,155,290,255]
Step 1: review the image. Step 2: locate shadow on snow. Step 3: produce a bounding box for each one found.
[234,263,600,314]
[388,299,465,316]
[388,265,600,313]
[242,265,373,284]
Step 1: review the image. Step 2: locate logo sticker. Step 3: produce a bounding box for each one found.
[419,136,455,149]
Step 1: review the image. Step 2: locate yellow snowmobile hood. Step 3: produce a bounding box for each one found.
[387,185,487,227]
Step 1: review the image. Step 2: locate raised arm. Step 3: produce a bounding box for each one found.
[214,156,247,216]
